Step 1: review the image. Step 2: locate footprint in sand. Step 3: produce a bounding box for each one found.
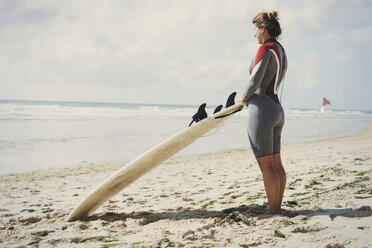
[21,209,36,213]
[19,216,42,225]
[182,224,216,241]
[292,226,326,233]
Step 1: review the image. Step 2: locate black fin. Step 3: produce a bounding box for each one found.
[213,105,223,114]
[189,103,207,127]
[226,92,237,108]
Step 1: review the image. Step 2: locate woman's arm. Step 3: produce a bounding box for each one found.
[243,47,272,101]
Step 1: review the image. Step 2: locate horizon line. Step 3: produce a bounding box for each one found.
[0,98,371,113]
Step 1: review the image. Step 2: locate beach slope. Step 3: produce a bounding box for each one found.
[1,121,371,247]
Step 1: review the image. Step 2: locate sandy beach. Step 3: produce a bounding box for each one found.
[1,121,371,248]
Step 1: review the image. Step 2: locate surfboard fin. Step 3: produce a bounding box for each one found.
[226,92,237,108]
[213,105,223,114]
[189,103,208,127]
[215,92,243,119]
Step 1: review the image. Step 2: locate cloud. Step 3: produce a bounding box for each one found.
[176,56,249,91]
[0,0,371,109]
[278,0,334,40]
[0,0,56,25]
[287,53,319,91]
[325,25,372,58]
[1,0,261,97]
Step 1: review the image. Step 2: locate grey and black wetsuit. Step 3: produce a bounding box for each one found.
[243,38,288,157]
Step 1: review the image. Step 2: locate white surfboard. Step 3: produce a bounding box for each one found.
[66,94,245,221]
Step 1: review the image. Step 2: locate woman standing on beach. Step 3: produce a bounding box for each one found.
[241,11,287,214]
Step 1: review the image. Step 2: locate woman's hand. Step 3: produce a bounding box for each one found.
[240,99,248,106]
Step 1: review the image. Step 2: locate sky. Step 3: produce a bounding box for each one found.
[0,0,371,110]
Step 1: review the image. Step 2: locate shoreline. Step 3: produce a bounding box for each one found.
[0,121,371,247]
[2,118,371,177]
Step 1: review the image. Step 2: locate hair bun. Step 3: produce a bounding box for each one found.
[253,11,281,38]
[267,11,279,21]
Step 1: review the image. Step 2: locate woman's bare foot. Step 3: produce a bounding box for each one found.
[265,209,282,215]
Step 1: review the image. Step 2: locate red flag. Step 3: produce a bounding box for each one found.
[322,97,331,106]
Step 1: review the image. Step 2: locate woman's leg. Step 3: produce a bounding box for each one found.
[273,153,286,207]
[256,155,281,214]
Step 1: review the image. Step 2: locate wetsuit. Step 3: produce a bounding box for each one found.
[243,38,287,157]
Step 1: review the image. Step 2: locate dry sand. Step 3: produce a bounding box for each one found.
[1,120,372,248]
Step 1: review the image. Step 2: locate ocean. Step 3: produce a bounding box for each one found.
[0,99,371,175]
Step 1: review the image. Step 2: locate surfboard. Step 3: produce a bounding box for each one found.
[66,93,245,221]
